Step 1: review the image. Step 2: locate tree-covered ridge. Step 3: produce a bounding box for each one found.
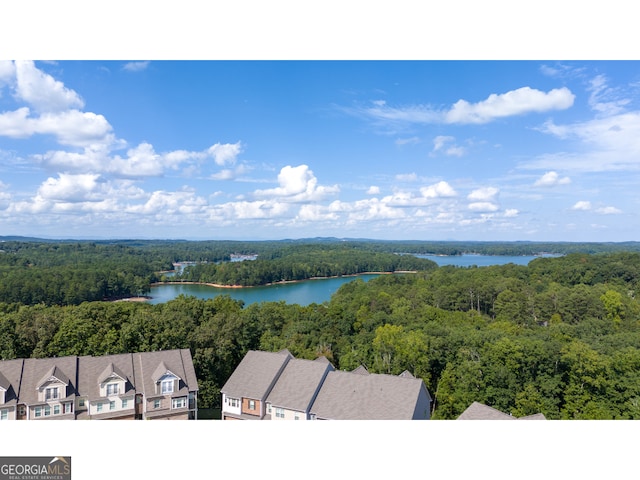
[1,251,640,419]
[174,246,437,286]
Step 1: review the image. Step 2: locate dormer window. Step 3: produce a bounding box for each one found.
[161,379,174,394]
[106,383,119,396]
[45,387,59,401]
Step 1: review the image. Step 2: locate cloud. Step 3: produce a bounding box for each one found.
[253,165,339,203]
[395,136,421,146]
[596,206,622,215]
[587,74,629,116]
[208,142,242,166]
[445,87,575,124]
[367,185,381,195]
[395,173,418,182]
[431,135,466,156]
[14,61,84,112]
[123,61,150,72]
[421,181,457,198]
[468,202,499,212]
[467,186,498,202]
[572,200,592,211]
[342,86,574,130]
[504,209,519,217]
[37,173,102,202]
[534,171,571,187]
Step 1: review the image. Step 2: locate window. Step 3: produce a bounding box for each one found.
[161,379,173,394]
[122,399,128,409]
[44,406,51,416]
[109,401,116,411]
[45,387,59,401]
[53,404,60,415]
[275,408,285,419]
[78,398,85,407]
[106,383,119,396]
[172,397,186,409]
[18,406,25,416]
[96,403,103,412]
[0,409,8,420]
[63,402,73,414]
[35,407,42,418]
[267,404,272,413]
[294,413,299,420]
[248,400,255,410]
[228,397,239,408]
[153,399,161,409]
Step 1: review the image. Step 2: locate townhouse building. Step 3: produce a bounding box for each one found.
[221,349,431,420]
[0,349,198,421]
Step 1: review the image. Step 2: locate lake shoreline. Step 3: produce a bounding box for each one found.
[151,270,417,290]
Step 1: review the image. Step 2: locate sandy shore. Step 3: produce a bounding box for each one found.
[150,271,417,289]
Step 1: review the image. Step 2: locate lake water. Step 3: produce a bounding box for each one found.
[147,254,550,306]
[414,253,551,267]
[147,274,383,306]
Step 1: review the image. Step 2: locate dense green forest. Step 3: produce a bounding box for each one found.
[1,237,640,419]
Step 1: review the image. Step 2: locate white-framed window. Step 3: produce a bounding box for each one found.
[109,401,116,411]
[18,406,25,416]
[172,397,186,409]
[161,379,173,394]
[0,409,8,420]
[294,413,300,420]
[275,408,285,419]
[44,406,51,416]
[63,402,72,414]
[97,402,103,412]
[78,398,85,407]
[122,399,128,409]
[228,397,239,408]
[248,400,256,410]
[106,383,119,396]
[45,387,59,401]
[153,399,161,409]
[35,406,42,418]
[267,404,272,413]
[54,404,60,415]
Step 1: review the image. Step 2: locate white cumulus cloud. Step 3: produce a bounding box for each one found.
[445,86,575,125]
[14,60,84,112]
[572,200,592,211]
[420,181,457,198]
[253,165,339,203]
[534,171,571,187]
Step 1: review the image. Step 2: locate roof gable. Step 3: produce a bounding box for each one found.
[36,365,69,390]
[98,362,128,384]
[152,361,180,383]
[0,371,10,391]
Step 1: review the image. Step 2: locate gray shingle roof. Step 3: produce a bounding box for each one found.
[221,350,292,400]
[19,356,78,405]
[309,369,428,420]
[457,402,546,420]
[265,358,334,412]
[0,359,24,405]
[457,402,515,420]
[78,353,137,401]
[134,349,198,399]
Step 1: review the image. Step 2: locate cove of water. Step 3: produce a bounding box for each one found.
[147,274,382,306]
[147,254,553,306]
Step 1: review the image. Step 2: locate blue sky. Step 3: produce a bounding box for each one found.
[1,60,639,241]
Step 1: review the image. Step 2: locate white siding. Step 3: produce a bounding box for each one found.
[221,393,241,416]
